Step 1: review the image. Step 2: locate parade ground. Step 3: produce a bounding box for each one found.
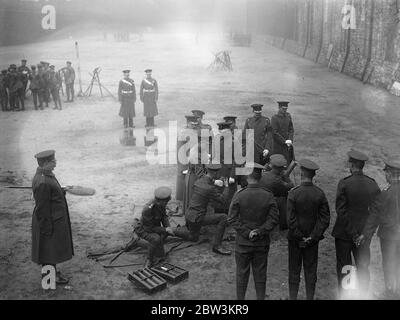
[1,29,400,300]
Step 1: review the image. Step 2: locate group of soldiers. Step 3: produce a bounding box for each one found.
[117,69,159,128]
[29,100,400,300]
[0,59,76,112]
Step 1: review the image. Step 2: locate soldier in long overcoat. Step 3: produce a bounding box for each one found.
[140,69,158,127]
[118,69,136,128]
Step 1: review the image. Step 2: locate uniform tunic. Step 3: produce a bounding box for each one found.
[31,168,74,265]
[140,77,158,118]
[243,115,273,164]
[118,78,136,118]
[271,111,294,163]
[228,183,279,300]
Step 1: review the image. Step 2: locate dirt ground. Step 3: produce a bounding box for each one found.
[1,30,400,300]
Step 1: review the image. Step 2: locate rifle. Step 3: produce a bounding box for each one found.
[282,160,298,179]
[2,185,95,196]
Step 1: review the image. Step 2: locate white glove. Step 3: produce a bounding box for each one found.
[229,178,235,184]
[182,170,188,175]
[214,180,224,187]
[263,149,269,157]
[285,140,292,146]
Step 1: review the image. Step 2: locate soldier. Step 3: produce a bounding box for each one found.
[29,65,41,110]
[48,65,62,110]
[0,70,8,112]
[192,109,213,154]
[40,61,51,108]
[271,101,295,163]
[287,159,330,300]
[134,187,175,267]
[224,116,238,132]
[140,69,158,128]
[118,70,136,129]
[61,61,75,103]
[228,163,279,300]
[243,104,273,165]
[358,159,400,299]
[260,154,294,230]
[7,64,23,111]
[174,163,232,255]
[212,121,238,214]
[18,59,31,99]
[332,150,381,298]
[36,65,46,110]
[32,150,74,286]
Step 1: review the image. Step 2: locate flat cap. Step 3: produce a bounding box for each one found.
[347,150,368,162]
[277,101,290,107]
[185,115,199,122]
[9,64,17,69]
[251,104,263,111]
[192,110,205,117]
[21,59,27,62]
[34,150,55,160]
[123,69,130,73]
[145,69,152,73]
[37,64,43,69]
[217,122,231,130]
[66,61,72,64]
[206,163,222,171]
[154,186,172,200]
[40,61,50,66]
[223,116,237,122]
[299,159,319,171]
[384,159,400,172]
[270,154,287,168]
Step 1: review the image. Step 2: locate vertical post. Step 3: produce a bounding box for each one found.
[75,41,83,96]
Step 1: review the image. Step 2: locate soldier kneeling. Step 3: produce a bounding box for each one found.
[134,186,175,267]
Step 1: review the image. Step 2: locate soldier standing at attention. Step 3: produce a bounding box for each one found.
[332,150,381,298]
[134,187,175,267]
[140,69,158,128]
[0,70,8,112]
[260,154,294,230]
[192,109,213,156]
[174,163,232,256]
[29,65,41,110]
[61,61,75,103]
[40,62,51,108]
[8,64,23,111]
[271,101,295,163]
[118,70,136,129]
[228,163,279,300]
[32,150,74,286]
[243,104,273,165]
[18,59,31,99]
[36,65,46,110]
[48,65,62,110]
[358,159,400,299]
[287,159,330,300]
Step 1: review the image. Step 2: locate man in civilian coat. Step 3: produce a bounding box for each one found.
[31,150,74,285]
[140,69,159,128]
[271,101,295,163]
[287,159,330,300]
[118,69,136,128]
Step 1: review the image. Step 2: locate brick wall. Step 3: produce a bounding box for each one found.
[248,0,400,95]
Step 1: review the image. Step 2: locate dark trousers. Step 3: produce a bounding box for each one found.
[235,246,269,300]
[9,91,17,109]
[380,238,400,293]
[66,82,74,101]
[0,92,8,111]
[43,89,50,106]
[123,117,133,128]
[288,240,319,300]
[15,88,24,110]
[174,214,228,247]
[146,116,155,127]
[31,89,40,109]
[51,89,62,109]
[335,238,371,294]
[138,231,167,263]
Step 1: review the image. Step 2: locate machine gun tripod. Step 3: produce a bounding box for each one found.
[83,67,117,100]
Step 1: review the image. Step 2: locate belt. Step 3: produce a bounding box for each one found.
[121,90,133,94]
[143,89,155,92]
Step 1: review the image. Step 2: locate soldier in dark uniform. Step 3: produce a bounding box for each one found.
[0,70,8,111]
[140,69,158,128]
[271,101,294,163]
[40,61,51,108]
[29,65,41,110]
[32,150,74,286]
[192,109,213,154]
[134,187,175,267]
[48,65,62,110]
[224,116,238,132]
[7,64,23,111]
[118,70,136,128]
[36,65,46,110]
[287,159,330,300]
[174,163,232,255]
[18,59,31,100]
[228,163,279,300]
[212,121,238,214]
[358,159,400,299]
[332,150,381,298]
[60,61,75,103]
[243,104,273,166]
[260,154,294,230]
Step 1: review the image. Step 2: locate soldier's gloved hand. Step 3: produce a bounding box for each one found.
[249,230,259,240]
[229,177,235,185]
[285,140,293,146]
[263,149,269,157]
[355,235,365,247]
[182,170,188,175]
[214,180,224,187]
